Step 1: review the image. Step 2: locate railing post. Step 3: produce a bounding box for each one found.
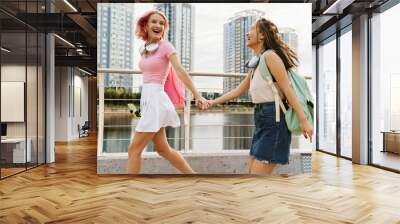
[97,73,104,157]
[184,89,191,153]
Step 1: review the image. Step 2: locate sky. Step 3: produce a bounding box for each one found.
[129,3,312,92]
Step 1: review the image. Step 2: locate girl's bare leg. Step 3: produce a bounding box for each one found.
[249,159,276,175]
[248,158,255,174]
[127,132,156,174]
[153,128,195,174]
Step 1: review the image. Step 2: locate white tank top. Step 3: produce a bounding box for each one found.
[249,65,284,104]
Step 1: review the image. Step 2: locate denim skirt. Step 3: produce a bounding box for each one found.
[250,102,292,164]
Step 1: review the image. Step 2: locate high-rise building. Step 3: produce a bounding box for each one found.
[223,9,265,102]
[155,3,194,71]
[223,11,300,102]
[280,27,299,54]
[97,3,135,88]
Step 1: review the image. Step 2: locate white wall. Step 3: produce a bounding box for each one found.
[1,63,46,164]
[1,65,27,138]
[71,72,89,138]
[55,66,69,141]
[1,65,25,82]
[55,67,89,141]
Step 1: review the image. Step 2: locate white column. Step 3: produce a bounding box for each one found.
[46,32,55,163]
[352,14,369,164]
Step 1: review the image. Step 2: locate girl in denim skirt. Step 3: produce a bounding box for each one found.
[207,18,313,175]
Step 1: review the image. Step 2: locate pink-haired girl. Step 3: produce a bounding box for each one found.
[127,10,208,174]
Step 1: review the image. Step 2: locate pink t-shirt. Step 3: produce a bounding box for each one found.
[139,40,177,84]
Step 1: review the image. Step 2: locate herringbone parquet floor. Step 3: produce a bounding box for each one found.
[1,135,400,224]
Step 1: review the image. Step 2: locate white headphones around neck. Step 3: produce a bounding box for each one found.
[139,42,159,55]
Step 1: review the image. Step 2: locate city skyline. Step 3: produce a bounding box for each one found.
[132,3,311,93]
[97,3,311,92]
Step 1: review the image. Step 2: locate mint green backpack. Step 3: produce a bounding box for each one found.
[257,50,314,136]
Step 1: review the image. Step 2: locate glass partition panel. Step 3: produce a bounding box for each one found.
[317,36,337,154]
[27,31,38,169]
[340,29,352,158]
[1,31,27,177]
[371,4,400,171]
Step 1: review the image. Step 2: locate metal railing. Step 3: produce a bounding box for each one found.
[97,68,252,156]
[97,68,312,156]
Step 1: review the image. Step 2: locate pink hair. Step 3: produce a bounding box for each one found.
[136,10,169,41]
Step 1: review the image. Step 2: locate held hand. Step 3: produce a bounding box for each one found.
[300,119,313,143]
[195,96,210,111]
[207,99,216,109]
[201,99,215,111]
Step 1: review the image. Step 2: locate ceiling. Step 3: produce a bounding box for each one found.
[0,0,392,75]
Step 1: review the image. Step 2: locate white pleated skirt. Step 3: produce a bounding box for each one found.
[135,83,180,132]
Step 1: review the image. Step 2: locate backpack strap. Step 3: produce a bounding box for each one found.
[258,50,287,122]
